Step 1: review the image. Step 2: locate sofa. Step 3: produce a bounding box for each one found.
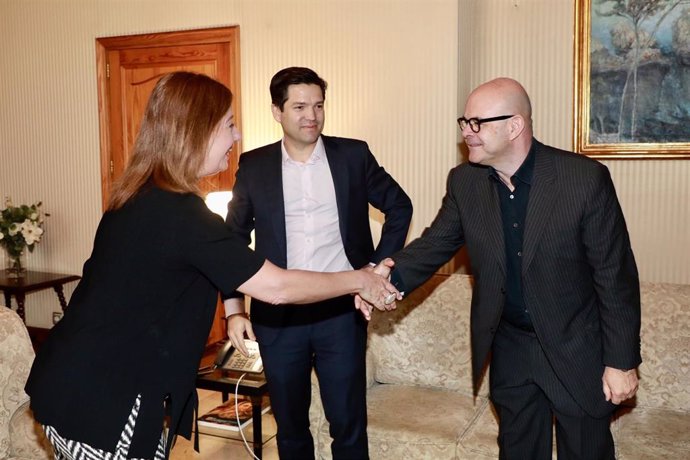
[0,307,52,460]
[309,273,690,459]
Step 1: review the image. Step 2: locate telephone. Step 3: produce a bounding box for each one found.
[213,339,264,374]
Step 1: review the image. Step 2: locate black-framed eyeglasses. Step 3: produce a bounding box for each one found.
[457,115,514,133]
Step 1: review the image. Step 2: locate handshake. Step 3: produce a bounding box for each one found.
[355,257,399,321]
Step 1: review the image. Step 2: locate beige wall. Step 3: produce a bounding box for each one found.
[460,0,690,285]
[0,0,686,327]
[0,0,458,327]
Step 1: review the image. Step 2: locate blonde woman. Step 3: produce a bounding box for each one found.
[25,72,398,460]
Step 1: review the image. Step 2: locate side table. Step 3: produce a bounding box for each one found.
[196,347,272,459]
[0,270,80,324]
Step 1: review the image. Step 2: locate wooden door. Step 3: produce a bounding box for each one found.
[96,27,242,344]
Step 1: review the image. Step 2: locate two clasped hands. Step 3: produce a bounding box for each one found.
[355,257,397,321]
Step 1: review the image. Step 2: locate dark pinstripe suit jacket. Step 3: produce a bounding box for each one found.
[392,140,641,418]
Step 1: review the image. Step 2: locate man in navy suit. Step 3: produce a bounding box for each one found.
[224,67,412,459]
[369,78,641,459]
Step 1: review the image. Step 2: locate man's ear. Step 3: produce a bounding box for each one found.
[508,115,525,140]
[271,104,282,123]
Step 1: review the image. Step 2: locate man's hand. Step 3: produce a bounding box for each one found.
[354,258,398,320]
[602,366,639,404]
[226,313,254,356]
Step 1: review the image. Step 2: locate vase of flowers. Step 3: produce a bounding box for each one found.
[0,197,48,278]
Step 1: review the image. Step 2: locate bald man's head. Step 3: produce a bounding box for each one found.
[469,77,532,123]
[460,77,534,171]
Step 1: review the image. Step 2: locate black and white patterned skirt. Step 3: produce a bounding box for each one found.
[43,394,167,460]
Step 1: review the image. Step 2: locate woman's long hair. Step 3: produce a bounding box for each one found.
[108,72,233,210]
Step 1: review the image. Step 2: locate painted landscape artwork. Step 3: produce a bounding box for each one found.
[588,1,690,145]
[575,0,690,157]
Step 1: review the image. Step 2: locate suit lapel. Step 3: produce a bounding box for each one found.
[476,172,506,274]
[523,145,557,275]
[266,144,288,261]
[323,137,350,240]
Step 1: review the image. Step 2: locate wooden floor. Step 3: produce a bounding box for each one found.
[170,389,280,460]
[174,344,280,459]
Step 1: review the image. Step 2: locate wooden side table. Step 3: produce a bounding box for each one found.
[196,343,273,459]
[0,270,80,324]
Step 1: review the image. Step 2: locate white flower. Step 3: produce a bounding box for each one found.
[21,220,43,245]
[0,197,48,257]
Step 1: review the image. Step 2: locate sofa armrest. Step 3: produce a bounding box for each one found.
[632,282,690,411]
[9,400,53,459]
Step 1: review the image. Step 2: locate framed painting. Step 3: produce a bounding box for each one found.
[573,1,690,159]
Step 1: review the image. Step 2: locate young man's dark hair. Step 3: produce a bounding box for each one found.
[269,66,328,110]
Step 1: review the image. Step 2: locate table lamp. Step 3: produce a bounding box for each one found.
[205,191,254,249]
[204,191,233,218]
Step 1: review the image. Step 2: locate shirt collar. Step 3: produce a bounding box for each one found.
[489,141,536,186]
[281,136,326,165]
[513,142,536,185]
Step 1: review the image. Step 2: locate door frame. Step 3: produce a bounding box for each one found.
[95,26,242,210]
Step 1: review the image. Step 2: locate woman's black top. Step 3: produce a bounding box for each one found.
[25,187,265,458]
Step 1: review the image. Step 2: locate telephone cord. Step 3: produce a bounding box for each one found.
[235,373,261,460]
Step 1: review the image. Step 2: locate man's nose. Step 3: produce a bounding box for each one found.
[461,125,474,137]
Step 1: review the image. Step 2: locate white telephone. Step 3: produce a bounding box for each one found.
[214,339,264,374]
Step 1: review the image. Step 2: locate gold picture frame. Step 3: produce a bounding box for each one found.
[573,1,690,159]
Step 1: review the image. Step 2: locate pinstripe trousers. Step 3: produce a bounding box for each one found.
[489,320,615,460]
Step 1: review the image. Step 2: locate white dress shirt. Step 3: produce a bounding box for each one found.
[224,137,352,317]
[282,137,352,272]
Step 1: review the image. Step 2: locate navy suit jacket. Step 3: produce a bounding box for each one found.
[226,135,412,343]
[392,140,641,418]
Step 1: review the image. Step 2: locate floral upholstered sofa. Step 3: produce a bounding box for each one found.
[309,274,690,459]
[0,307,52,460]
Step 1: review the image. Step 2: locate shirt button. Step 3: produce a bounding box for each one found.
[512,222,519,228]
[517,251,522,257]
[509,194,514,199]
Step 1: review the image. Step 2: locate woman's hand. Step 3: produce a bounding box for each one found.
[355,259,400,320]
[355,258,402,321]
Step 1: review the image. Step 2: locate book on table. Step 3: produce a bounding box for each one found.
[197,395,271,432]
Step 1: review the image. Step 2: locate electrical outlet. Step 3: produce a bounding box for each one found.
[52,312,64,325]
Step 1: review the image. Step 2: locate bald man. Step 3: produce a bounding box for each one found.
[369,78,641,459]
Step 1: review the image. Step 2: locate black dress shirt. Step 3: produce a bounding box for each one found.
[491,144,536,331]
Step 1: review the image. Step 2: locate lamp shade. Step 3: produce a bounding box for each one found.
[205,191,233,218]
